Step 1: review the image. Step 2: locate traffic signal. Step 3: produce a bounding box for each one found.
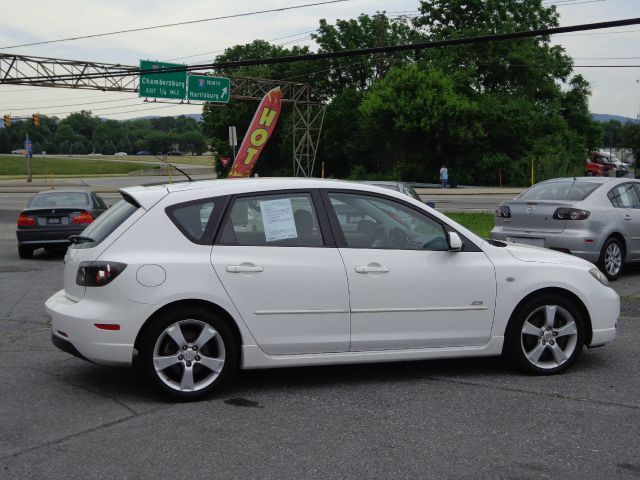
[32,113,40,128]
[3,114,9,128]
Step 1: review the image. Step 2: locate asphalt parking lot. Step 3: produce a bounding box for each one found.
[1,202,640,479]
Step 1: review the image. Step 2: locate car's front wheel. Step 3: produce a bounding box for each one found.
[597,237,624,281]
[505,294,585,375]
[140,306,238,400]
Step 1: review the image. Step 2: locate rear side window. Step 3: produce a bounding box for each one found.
[167,199,217,244]
[72,198,138,248]
[29,192,89,208]
[518,182,599,201]
[608,184,640,208]
[219,193,323,247]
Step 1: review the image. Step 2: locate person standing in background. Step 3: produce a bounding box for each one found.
[439,164,448,188]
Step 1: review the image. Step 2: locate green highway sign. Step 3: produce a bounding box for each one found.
[187,75,230,103]
[139,60,187,100]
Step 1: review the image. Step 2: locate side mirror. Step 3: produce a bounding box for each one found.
[448,231,463,251]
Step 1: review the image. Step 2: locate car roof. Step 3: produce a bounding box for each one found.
[120,178,418,210]
[166,177,407,193]
[35,189,92,195]
[536,177,635,186]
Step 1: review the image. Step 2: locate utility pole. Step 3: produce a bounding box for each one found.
[377,13,386,78]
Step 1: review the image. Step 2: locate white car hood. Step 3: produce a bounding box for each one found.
[504,242,594,268]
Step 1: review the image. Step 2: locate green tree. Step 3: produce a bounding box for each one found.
[178,131,208,155]
[360,64,478,181]
[603,120,624,149]
[311,13,418,98]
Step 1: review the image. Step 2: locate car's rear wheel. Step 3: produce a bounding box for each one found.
[140,306,238,400]
[505,294,585,375]
[597,237,624,281]
[18,245,33,259]
[585,171,593,177]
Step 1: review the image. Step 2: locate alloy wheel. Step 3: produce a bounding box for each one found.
[604,242,622,277]
[520,304,578,370]
[153,319,226,393]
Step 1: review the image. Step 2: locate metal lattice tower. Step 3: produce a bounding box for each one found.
[0,53,325,176]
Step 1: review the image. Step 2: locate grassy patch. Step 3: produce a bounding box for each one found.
[445,212,495,238]
[65,154,215,166]
[126,155,219,167]
[0,156,154,176]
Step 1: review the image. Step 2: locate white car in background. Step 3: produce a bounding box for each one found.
[46,179,619,400]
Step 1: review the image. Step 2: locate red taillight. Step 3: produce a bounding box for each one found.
[76,261,127,287]
[17,213,36,226]
[71,211,93,224]
[553,208,590,220]
[495,206,511,218]
[94,324,120,331]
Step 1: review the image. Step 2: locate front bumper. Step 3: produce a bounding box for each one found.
[584,282,619,347]
[46,289,155,366]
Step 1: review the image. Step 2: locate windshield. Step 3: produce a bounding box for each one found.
[29,192,89,208]
[72,198,138,248]
[518,182,600,201]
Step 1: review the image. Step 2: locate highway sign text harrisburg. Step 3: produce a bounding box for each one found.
[139,60,187,100]
[187,75,230,103]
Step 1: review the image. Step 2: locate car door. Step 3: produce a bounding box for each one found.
[210,191,350,355]
[324,190,496,351]
[608,183,640,259]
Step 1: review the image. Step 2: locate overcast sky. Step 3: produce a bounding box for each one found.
[0,0,638,120]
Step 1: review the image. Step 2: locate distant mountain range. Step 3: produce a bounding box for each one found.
[592,113,638,124]
[120,113,204,123]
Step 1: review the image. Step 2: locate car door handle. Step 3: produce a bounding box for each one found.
[623,216,632,221]
[355,265,390,274]
[226,265,264,273]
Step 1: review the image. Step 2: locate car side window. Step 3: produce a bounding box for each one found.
[327,192,448,251]
[219,193,323,247]
[167,199,216,243]
[607,184,640,208]
[91,193,106,210]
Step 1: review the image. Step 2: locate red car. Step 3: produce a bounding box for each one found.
[585,159,606,177]
[588,152,616,176]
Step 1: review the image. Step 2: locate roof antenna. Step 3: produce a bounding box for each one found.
[154,155,193,182]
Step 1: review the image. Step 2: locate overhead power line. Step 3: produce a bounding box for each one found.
[543,0,606,6]
[5,17,639,85]
[4,97,137,111]
[0,0,350,50]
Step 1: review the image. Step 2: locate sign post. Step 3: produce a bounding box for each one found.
[229,126,237,162]
[187,75,230,103]
[139,60,187,100]
[25,136,33,183]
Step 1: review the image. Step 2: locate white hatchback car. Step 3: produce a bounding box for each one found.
[46,178,619,399]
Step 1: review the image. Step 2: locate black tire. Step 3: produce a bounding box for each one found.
[18,245,33,259]
[139,306,238,401]
[597,237,624,281]
[585,171,593,177]
[505,294,585,375]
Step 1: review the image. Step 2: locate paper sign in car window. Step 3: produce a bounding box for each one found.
[260,198,298,242]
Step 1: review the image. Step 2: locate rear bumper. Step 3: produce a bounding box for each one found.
[490,228,601,263]
[17,227,85,247]
[46,289,155,366]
